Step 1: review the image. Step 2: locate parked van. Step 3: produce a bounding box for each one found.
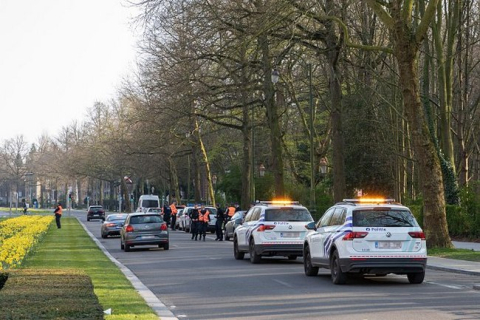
[137,195,160,213]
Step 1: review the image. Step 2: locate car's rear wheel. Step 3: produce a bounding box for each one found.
[101,233,107,239]
[233,238,244,260]
[163,243,169,250]
[224,230,230,241]
[304,246,319,276]
[87,218,90,222]
[407,271,425,284]
[120,240,124,250]
[249,239,261,264]
[330,250,347,284]
[124,243,131,252]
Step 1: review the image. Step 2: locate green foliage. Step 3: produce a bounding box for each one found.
[255,173,275,201]
[458,183,480,237]
[445,205,469,236]
[217,165,243,204]
[409,205,423,228]
[440,154,459,205]
[342,97,396,197]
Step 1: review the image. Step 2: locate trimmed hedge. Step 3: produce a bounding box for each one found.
[0,269,104,320]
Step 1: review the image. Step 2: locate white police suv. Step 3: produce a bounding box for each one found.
[303,198,427,284]
[233,200,314,263]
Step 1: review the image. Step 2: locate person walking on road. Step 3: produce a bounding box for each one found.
[190,205,200,240]
[198,205,210,241]
[215,204,225,241]
[54,202,63,229]
[169,201,178,230]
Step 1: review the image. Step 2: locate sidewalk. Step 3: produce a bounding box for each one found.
[427,241,480,278]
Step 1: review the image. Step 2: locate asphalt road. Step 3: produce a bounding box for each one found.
[76,211,480,320]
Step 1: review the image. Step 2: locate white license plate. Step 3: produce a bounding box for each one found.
[142,235,155,239]
[377,241,402,249]
[281,232,298,238]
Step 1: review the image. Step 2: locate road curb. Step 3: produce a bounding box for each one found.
[427,265,480,277]
[76,217,178,320]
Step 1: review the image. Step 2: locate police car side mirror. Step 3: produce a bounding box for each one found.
[234,218,243,225]
[305,221,316,231]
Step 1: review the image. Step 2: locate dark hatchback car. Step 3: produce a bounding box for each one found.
[120,213,169,252]
[224,211,246,241]
[101,213,128,238]
[87,205,105,221]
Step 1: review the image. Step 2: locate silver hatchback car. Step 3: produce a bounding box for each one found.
[120,213,169,251]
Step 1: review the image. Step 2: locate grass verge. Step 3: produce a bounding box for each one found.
[21,217,159,320]
[428,247,480,262]
[0,269,104,319]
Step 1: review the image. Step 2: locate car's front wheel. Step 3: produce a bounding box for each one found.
[330,250,347,284]
[407,271,425,284]
[101,233,107,239]
[233,238,245,260]
[304,246,319,276]
[249,239,261,264]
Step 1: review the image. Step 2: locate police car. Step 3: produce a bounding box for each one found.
[303,198,427,284]
[233,200,314,263]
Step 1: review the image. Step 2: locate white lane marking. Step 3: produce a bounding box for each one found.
[426,281,465,290]
[273,279,293,288]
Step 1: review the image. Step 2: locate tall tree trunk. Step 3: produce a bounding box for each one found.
[259,33,285,197]
[366,0,452,248]
[325,0,346,202]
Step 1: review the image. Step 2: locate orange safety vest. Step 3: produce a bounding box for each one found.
[227,207,235,217]
[204,211,210,223]
[198,212,204,222]
[56,205,63,215]
[170,204,178,215]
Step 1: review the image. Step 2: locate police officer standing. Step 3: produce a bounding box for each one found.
[198,205,210,241]
[215,204,225,241]
[169,201,178,230]
[190,205,200,240]
[163,204,171,227]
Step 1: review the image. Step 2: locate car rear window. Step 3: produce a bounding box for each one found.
[265,208,313,222]
[141,200,159,208]
[130,215,163,224]
[107,215,127,221]
[353,209,418,227]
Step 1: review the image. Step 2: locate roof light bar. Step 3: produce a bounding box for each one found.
[342,198,396,204]
[259,200,300,205]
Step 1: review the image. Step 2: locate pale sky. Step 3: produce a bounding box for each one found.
[0,0,140,144]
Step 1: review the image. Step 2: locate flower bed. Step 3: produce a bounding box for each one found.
[0,216,54,270]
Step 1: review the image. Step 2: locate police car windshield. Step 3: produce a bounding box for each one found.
[353,210,418,227]
[265,208,313,222]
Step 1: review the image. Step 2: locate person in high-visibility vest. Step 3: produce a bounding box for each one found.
[190,205,200,241]
[226,205,236,222]
[169,201,178,230]
[54,202,63,229]
[198,205,210,241]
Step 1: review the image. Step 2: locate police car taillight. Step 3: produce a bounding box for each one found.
[257,224,275,232]
[125,225,134,232]
[408,231,425,240]
[160,223,168,231]
[343,231,368,240]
